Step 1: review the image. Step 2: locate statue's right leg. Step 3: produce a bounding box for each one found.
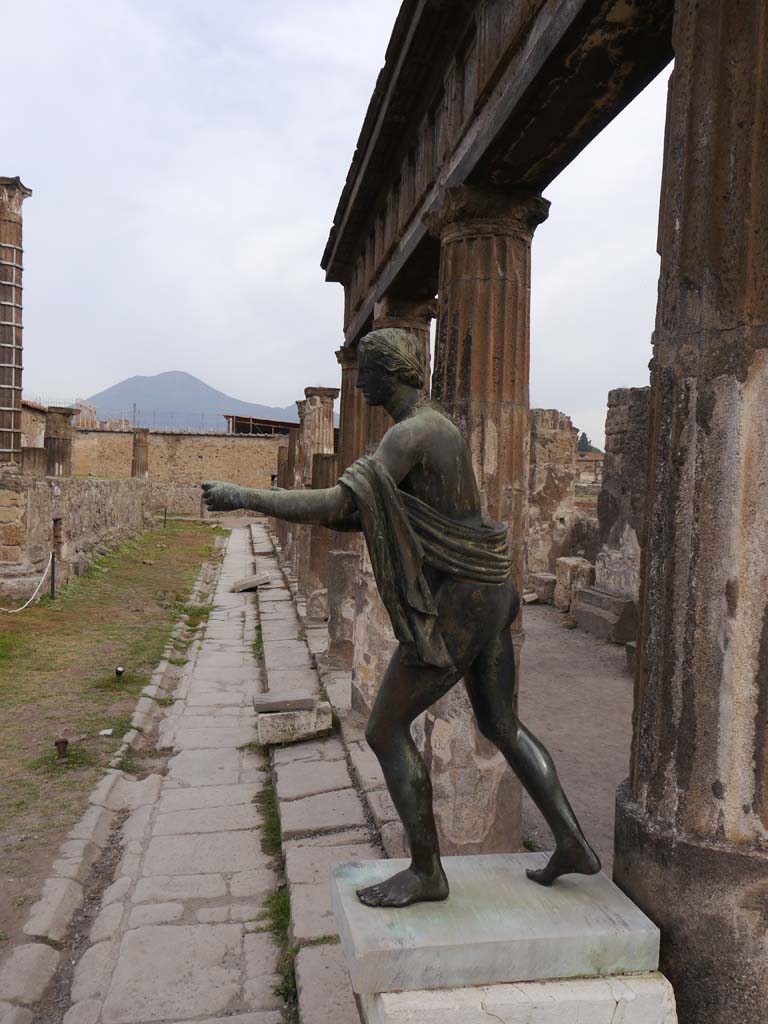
[464,626,601,886]
[357,645,460,908]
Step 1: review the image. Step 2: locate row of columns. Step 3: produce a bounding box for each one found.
[277,3,765,1016]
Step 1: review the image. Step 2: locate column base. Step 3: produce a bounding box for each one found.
[361,974,677,1024]
[614,782,768,1024]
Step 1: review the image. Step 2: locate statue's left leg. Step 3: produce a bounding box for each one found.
[464,625,601,886]
[357,645,461,908]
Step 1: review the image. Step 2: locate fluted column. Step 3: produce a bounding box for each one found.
[613,4,768,1022]
[428,186,549,614]
[371,295,436,394]
[0,178,32,465]
[297,387,338,598]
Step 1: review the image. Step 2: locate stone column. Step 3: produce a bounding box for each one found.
[280,428,298,569]
[613,5,768,1022]
[131,429,149,478]
[372,295,436,393]
[296,387,338,600]
[323,346,368,668]
[404,186,549,855]
[305,453,339,620]
[0,178,32,465]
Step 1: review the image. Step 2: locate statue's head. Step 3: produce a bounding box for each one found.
[356,328,424,406]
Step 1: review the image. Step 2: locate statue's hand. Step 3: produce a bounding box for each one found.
[201,480,243,512]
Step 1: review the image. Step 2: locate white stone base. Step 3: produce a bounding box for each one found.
[257,702,332,745]
[360,972,677,1024]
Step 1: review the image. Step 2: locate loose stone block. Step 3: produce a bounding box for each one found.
[101,925,242,1023]
[554,556,595,611]
[0,944,60,1004]
[252,692,317,713]
[296,944,360,1024]
[230,573,270,592]
[333,853,659,994]
[360,973,678,1024]
[257,702,332,746]
[528,571,557,604]
[280,789,367,839]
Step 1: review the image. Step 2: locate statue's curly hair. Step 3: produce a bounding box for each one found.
[357,328,425,390]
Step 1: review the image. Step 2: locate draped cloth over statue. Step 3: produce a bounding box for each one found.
[338,455,512,669]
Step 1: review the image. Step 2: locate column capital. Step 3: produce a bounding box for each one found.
[335,345,359,370]
[0,177,32,214]
[425,185,549,242]
[304,386,340,401]
[295,399,306,421]
[372,296,437,331]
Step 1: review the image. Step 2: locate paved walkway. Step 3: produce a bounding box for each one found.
[519,604,634,874]
[62,525,283,1024]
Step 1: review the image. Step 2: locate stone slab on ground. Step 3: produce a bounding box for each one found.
[332,853,660,994]
[257,702,332,745]
[280,788,367,839]
[359,973,677,1024]
[0,944,61,1004]
[252,692,317,713]
[296,944,360,1024]
[230,573,271,592]
[275,758,353,801]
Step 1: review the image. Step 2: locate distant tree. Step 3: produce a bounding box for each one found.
[577,431,592,452]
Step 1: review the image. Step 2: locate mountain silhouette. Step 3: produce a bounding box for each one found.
[86,371,302,431]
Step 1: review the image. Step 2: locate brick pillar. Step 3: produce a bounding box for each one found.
[323,346,368,668]
[0,178,32,465]
[296,387,338,600]
[613,5,768,1022]
[131,429,149,478]
[280,428,298,568]
[398,185,548,856]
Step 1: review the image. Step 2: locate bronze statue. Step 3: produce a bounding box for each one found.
[202,328,600,908]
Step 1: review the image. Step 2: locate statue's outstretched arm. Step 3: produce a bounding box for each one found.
[201,480,357,529]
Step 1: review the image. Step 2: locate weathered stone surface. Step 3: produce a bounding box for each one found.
[296,944,360,1024]
[527,571,556,604]
[62,999,102,1024]
[252,692,316,713]
[350,550,396,716]
[553,556,594,611]
[528,409,578,575]
[128,903,184,928]
[167,748,241,787]
[71,941,119,1002]
[275,758,352,801]
[0,944,60,1004]
[158,782,255,813]
[257,703,332,746]
[333,854,659,994]
[280,789,366,839]
[132,874,227,903]
[89,902,124,942]
[0,1004,33,1024]
[23,877,83,942]
[152,804,259,835]
[101,925,242,1023]
[323,547,361,669]
[143,832,268,875]
[572,586,637,644]
[360,974,678,1024]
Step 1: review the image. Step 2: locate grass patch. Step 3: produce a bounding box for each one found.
[176,602,213,631]
[252,625,263,660]
[254,775,282,857]
[168,656,188,667]
[0,519,218,941]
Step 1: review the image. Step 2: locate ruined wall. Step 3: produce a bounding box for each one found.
[21,407,46,448]
[595,387,650,599]
[72,431,281,506]
[0,471,151,596]
[527,409,578,574]
[72,431,133,477]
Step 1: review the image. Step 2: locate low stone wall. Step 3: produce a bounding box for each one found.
[145,482,206,518]
[0,471,151,597]
[72,429,281,491]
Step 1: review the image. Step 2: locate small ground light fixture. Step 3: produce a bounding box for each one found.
[54,737,69,761]
[115,666,125,682]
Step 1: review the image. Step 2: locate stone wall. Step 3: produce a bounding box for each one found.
[21,406,46,448]
[0,470,151,597]
[72,430,281,509]
[527,409,578,574]
[595,388,650,599]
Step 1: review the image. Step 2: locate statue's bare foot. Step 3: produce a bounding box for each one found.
[356,866,449,908]
[526,838,601,887]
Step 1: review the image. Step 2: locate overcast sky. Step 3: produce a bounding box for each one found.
[6,1,669,446]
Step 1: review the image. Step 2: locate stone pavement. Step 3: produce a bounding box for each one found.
[52,525,283,1024]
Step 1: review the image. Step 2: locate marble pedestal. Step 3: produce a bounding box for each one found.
[331,854,677,1024]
